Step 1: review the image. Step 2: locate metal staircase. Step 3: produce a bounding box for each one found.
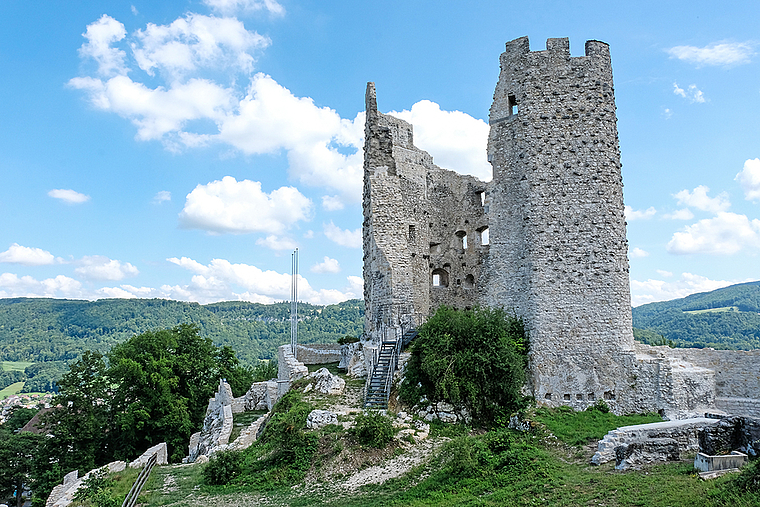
[364,327,418,409]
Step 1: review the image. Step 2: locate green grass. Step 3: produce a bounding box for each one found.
[2,361,34,371]
[229,410,267,442]
[0,381,25,399]
[532,406,662,446]
[683,306,740,314]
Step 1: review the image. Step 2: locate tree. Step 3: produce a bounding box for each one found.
[0,410,42,507]
[400,306,528,425]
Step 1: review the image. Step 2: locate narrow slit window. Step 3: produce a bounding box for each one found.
[509,94,518,116]
[432,268,449,287]
[478,227,490,246]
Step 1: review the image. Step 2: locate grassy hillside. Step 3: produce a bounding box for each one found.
[0,297,363,364]
[632,281,760,350]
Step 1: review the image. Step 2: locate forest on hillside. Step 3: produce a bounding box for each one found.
[632,280,760,350]
[0,297,363,366]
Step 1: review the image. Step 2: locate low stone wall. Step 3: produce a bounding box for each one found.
[278,344,308,381]
[296,343,342,364]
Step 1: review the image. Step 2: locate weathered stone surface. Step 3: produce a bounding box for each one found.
[615,438,681,470]
[593,418,719,465]
[414,400,470,424]
[129,442,168,468]
[340,341,369,378]
[278,344,308,382]
[310,367,346,395]
[297,343,342,364]
[695,451,748,472]
[47,460,130,507]
[307,409,338,429]
[188,380,237,462]
[699,416,760,457]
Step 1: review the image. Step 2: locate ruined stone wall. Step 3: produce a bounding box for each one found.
[485,37,635,411]
[363,83,488,343]
[296,343,343,364]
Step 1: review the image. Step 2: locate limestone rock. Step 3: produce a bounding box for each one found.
[310,368,346,395]
[615,438,681,470]
[699,415,760,457]
[341,341,368,378]
[307,409,338,429]
[129,442,168,468]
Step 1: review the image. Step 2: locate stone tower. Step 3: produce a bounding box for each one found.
[485,36,635,408]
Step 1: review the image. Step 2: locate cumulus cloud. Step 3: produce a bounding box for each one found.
[631,272,740,307]
[323,221,362,248]
[736,158,760,202]
[666,41,755,66]
[667,212,760,254]
[48,188,90,204]
[131,14,269,80]
[0,273,84,299]
[673,83,705,103]
[78,15,128,77]
[390,100,491,181]
[202,0,285,16]
[321,195,344,211]
[74,255,139,281]
[256,235,298,251]
[153,190,171,203]
[179,176,313,234]
[311,256,340,274]
[673,185,730,213]
[0,244,58,266]
[166,256,359,304]
[629,247,649,258]
[663,208,694,220]
[624,205,656,221]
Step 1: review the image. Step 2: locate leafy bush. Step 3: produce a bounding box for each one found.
[72,469,119,507]
[735,458,760,492]
[586,399,610,414]
[350,412,396,448]
[202,450,244,486]
[399,306,528,425]
[251,359,278,383]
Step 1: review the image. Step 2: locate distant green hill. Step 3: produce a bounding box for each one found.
[0,298,364,365]
[632,280,760,350]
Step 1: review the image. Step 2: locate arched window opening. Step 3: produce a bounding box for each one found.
[431,268,449,288]
[455,230,467,250]
[478,227,489,246]
[464,274,475,289]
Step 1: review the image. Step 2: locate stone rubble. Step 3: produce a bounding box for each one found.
[306,409,338,429]
[310,367,346,395]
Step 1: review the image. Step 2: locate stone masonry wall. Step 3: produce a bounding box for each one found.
[363,83,488,343]
[296,343,342,364]
[485,37,635,412]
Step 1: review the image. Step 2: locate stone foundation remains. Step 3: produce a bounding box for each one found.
[362,35,760,418]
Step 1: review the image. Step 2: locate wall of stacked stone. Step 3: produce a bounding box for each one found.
[296,343,342,364]
[278,344,308,381]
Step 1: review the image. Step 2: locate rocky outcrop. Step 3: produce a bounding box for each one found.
[340,341,368,378]
[306,368,346,395]
[307,409,338,429]
[412,399,471,424]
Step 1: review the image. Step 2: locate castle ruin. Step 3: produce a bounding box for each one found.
[363,36,760,418]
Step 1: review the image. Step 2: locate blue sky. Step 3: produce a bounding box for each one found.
[1,0,759,307]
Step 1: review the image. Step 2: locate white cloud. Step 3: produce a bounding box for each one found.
[131,5,139,15]
[256,235,298,251]
[673,185,730,213]
[78,15,128,77]
[663,208,694,220]
[666,41,755,67]
[153,190,171,203]
[625,205,656,221]
[179,176,313,234]
[311,256,341,274]
[166,256,358,304]
[662,107,672,120]
[673,82,706,103]
[736,158,760,202]
[629,247,649,258]
[656,270,673,278]
[390,100,491,181]
[202,0,285,16]
[667,212,760,255]
[346,275,364,297]
[631,272,741,307]
[323,221,362,248]
[131,14,269,80]
[0,244,58,266]
[48,188,90,204]
[321,195,344,211]
[0,273,84,299]
[304,230,314,239]
[74,255,139,281]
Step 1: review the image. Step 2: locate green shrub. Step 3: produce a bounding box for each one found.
[735,458,760,492]
[202,450,244,486]
[399,306,528,425]
[586,399,611,413]
[251,359,278,383]
[72,469,119,507]
[351,412,396,448]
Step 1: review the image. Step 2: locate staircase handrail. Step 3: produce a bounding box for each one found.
[121,452,158,507]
